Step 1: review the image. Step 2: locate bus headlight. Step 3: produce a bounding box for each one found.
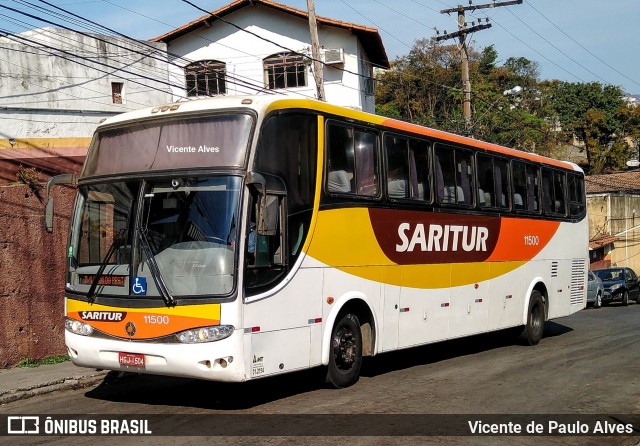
[65,318,94,336]
[176,325,234,344]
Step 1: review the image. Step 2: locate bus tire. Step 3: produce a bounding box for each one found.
[326,313,363,388]
[519,290,545,346]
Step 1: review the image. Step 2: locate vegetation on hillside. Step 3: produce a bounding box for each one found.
[375,40,640,174]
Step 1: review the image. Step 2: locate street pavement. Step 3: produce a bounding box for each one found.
[0,361,107,405]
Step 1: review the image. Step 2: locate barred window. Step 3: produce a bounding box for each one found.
[185,60,226,97]
[264,52,307,90]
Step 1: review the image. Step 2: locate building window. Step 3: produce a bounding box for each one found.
[185,60,226,97]
[364,77,375,96]
[264,52,307,90]
[111,82,123,104]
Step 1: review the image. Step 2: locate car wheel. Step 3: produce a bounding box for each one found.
[594,291,602,309]
[622,290,629,306]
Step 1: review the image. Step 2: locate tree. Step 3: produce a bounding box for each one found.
[545,81,630,172]
[375,39,478,134]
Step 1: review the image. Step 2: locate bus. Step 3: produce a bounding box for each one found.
[47,95,588,388]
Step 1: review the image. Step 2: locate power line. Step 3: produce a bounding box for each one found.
[504,7,610,86]
[7,0,280,97]
[525,2,640,92]
[435,1,523,136]
[21,0,273,94]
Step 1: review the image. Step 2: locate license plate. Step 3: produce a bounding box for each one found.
[118,352,145,367]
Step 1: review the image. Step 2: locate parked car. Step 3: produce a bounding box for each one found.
[586,270,604,308]
[593,267,640,306]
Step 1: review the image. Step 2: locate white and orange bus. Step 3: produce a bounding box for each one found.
[48,95,588,388]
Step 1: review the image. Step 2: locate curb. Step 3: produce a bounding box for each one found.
[0,371,109,405]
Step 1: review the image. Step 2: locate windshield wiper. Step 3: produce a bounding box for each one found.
[87,229,126,304]
[138,228,176,307]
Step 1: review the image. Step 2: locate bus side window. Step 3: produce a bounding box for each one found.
[385,135,410,199]
[554,171,567,215]
[494,158,510,209]
[326,123,379,197]
[513,162,527,210]
[354,129,379,196]
[326,124,355,194]
[542,168,554,214]
[477,154,494,208]
[456,150,473,206]
[526,165,540,212]
[568,173,585,217]
[410,139,431,201]
[245,191,286,293]
[436,146,456,203]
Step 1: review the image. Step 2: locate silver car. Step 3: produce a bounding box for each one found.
[587,270,604,308]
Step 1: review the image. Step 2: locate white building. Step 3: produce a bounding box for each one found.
[151,0,389,113]
[0,27,171,182]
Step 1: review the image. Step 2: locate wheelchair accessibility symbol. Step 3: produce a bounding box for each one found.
[132,277,147,295]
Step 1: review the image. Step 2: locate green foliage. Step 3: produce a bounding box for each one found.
[17,354,69,368]
[375,40,637,172]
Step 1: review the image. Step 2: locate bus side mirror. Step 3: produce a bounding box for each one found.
[246,171,278,236]
[258,195,279,236]
[45,174,77,233]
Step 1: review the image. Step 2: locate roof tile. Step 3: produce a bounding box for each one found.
[586,171,640,194]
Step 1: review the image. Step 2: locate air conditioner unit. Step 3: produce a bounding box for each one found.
[323,48,344,65]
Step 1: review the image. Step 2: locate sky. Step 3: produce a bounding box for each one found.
[1,0,639,94]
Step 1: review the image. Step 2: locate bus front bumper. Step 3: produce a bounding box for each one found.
[65,329,246,382]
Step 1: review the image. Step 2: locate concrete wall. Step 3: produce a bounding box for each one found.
[0,28,172,184]
[0,183,74,367]
[587,193,640,272]
[166,4,375,111]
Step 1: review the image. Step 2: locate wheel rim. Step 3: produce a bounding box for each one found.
[597,293,602,307]
[332,323,357,371]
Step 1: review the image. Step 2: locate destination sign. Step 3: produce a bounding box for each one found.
[78,275,126,287]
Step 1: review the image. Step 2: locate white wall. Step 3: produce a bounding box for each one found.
[0,28,172,139]
[165,6,375,112]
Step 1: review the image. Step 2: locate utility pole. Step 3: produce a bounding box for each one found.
[436,0,522,136]
[307,0,325,101]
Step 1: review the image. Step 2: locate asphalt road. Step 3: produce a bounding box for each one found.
[2,302,640,445]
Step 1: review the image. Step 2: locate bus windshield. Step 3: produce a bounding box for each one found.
[68,176,242,299]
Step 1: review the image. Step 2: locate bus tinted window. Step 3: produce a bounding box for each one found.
[477,155,493,208]
[256,113,317,214]
[326,122,379,197]
[384,135,431,201]
[385,135,410,199]
[411,139,431,201]
[542,168,567,216]
[513,162,540,213]
[435,145,473,206]
[477,154,510,210]
[568,173,586,217]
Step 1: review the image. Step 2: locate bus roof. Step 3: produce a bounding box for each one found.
[98,95,581,172]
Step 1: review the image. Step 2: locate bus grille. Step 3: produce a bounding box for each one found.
[551,261,558,278]
[570,259,586,305]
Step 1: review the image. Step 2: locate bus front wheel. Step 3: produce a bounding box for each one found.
[326,313,363,388]
[519,290,545,346]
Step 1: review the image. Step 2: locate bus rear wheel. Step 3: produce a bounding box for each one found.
[519,290,545,346]
[326,313,363,388]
